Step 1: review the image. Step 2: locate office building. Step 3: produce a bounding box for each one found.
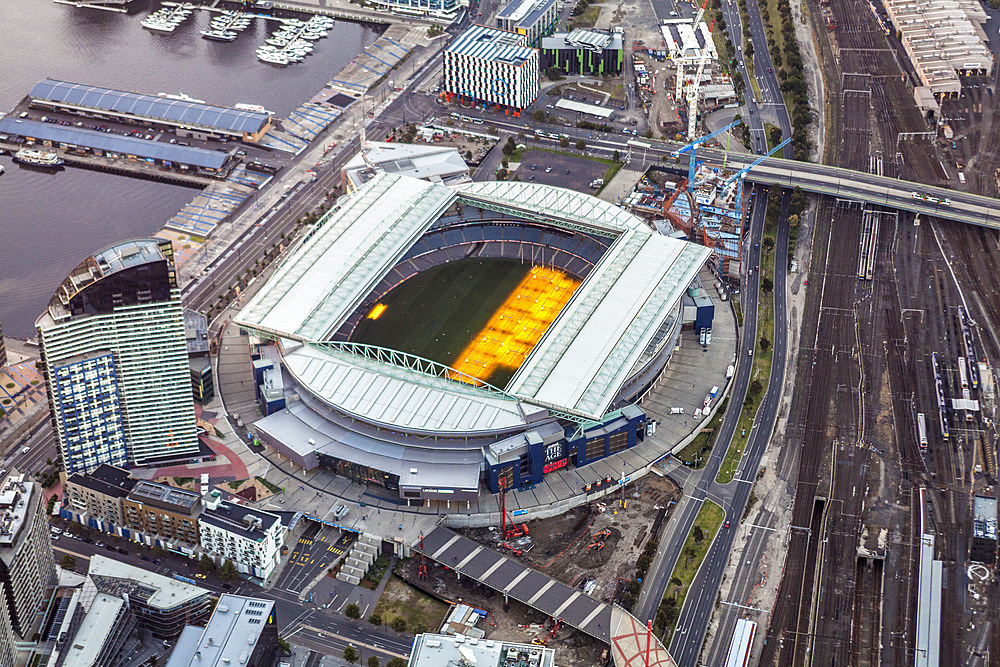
[540,28,624,76]
[63,464,136,533]
[496,0,557,46]
[198,493,284,581]
[36,239,200,474]
[190,358,215,405]
[166,595,278,667]
[87,555,212,640]
[443,25,539,114]
[47,588,136,667]
[408,634,556,667]
[0,471,57,639]
[123,481,201,548]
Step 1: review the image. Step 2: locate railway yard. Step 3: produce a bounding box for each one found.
[757,0,1000,664]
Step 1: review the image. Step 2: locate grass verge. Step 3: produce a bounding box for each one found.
[715,198,778,484]
[654,500,726,639]
[372,575,448,635]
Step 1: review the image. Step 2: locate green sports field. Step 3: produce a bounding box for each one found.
[350,259,533,387]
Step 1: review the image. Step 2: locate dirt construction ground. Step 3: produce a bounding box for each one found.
[463,473,681,603]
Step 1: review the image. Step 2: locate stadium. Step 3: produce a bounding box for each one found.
[236,173,711,502]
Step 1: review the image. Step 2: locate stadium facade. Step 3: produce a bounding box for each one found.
[236,174,711,502]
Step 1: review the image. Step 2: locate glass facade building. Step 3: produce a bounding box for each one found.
[37,239,199,474]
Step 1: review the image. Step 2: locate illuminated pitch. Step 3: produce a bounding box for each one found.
[450,266,580,386]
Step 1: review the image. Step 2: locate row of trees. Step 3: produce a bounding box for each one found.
[761,0,813,160]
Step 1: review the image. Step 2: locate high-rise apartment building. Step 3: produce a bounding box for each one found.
[0,470,57,638]
[36,239,199,474]
[443,25,539,113]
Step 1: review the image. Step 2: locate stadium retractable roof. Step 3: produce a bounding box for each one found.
[236,173,710,429]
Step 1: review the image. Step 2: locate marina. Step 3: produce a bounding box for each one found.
[141,3,194,32]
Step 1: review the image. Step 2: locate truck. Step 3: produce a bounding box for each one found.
[709,386,720,399]
[726,364,735,379]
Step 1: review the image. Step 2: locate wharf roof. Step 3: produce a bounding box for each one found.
[343,141,471,188]
[200,503,279,541]
[409,634,556,667]
[29,78,270,134]
[88,554,209,611]
[165,595,275,667]
[446,25,536,66]
[496,0,556,27]
[0,118,231,169]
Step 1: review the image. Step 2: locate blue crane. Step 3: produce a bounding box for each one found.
[725,137,791,221]
[671,119,743,193]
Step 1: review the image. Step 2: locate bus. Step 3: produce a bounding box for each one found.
[917,413,927,450]
[958,357,969,390]
[724,619,756,667]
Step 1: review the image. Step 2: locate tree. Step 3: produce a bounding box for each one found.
[759,336,771,352]
[670,576,682,588]
[219,559,239,582]
[761,277,774,293]
[368,612,382,626]
[546,66,564,81]
[60,555,77,570]
[613,149,621,163]
[199,554,215,573]
[532,109,547,122]
[345,603,361,619]
[692,526,705,543]
[368,657,381,667]
[559,137,569,148]
[502,136,516,157]
[390,617,407,633]
[277,637,291,656]
[344,646,359,664]
[749,379,763,396]
[387,659,407,667]
[575,139,586,151]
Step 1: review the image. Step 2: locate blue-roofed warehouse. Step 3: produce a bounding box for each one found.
[0,118,235,175]
[28,78,272,143]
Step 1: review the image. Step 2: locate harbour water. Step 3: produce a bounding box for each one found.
[0,0,377,337]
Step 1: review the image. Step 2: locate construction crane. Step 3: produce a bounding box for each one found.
[672,118,743,193]
[724,137,791,221]
[675,0,711,100]
[686,50,714,140]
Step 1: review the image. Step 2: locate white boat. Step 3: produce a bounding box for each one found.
[234,103,274,115]
[13,148,65,169]
[265,38,288,47]
[257,52,289,65]
[142,20,177,32]
[158,91,207,103]
[202,29,238,41]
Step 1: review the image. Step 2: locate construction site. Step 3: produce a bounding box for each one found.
[394,474,680,665]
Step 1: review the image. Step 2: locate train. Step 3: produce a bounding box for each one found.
[958,357,969,390]
[917,412,927,450]
[911,192,951,206]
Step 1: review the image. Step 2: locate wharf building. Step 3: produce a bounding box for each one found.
[166,594,278,667]
[443,25,539,115]
[198,492,285,581]
[540,28,624,76]
[36,239,201,475]
[86,555,212,640]
[496,0,558,47]
[341,140,472,192]
[237,174,711,501]
[0,470,57,639]
[26,79,272,144]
